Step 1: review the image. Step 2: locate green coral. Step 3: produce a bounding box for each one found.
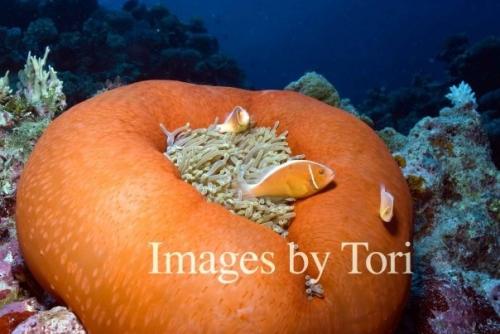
[285,71,341,107]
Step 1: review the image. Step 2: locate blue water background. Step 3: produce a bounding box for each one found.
[102,0,500,102]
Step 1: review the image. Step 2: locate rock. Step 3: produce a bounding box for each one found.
[13,307,85,334]
[380,93,500,332]
[0,298,43,333]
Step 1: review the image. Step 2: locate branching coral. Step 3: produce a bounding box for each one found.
[165,120,300,235]
[17,47,66,118]
[445,81,477,109]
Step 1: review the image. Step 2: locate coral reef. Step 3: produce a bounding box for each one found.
[0,0,245,105]
[378,84,500,333]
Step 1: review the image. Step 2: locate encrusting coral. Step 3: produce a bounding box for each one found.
[164,119,299,235]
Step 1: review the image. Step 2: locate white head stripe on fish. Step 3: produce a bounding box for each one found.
[308,164,320,190]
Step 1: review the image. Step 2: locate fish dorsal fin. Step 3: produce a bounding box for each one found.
[252,160,307,184]
[249,164,281,184]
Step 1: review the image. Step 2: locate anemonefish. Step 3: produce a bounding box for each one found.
[216,106,250,133]
[379,184,394,222]
[235,160,335,199]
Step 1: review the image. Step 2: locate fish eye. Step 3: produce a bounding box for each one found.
[318,168,325,175]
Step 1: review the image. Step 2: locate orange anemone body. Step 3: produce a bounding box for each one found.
[16,81,412,333]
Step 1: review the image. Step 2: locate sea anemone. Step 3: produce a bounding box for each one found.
[16,80,412,333]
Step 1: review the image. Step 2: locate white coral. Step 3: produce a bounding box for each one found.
[445,81,477,108]
[17,47,66,118]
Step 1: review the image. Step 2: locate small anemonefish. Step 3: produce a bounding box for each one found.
[379,184,394,222]
[235,160,335,199]
[216,106,250,134]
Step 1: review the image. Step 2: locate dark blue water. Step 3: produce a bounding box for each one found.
[102,0,500,101]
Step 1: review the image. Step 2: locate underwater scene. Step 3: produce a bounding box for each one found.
[0,0,499,333]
